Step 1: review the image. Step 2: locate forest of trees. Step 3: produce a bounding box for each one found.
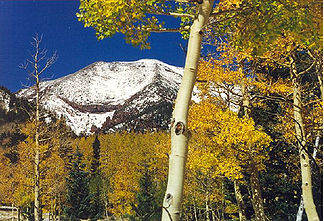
[0,0,322,220]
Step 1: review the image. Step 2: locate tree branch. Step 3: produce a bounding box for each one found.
[149,11,195,18]
[209,6,253,18]
[147,27,190,33]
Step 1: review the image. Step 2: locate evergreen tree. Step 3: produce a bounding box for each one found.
[64,147,91,221]
[90,135,100,175]
[131,166,161,221]
[89,135,105,221]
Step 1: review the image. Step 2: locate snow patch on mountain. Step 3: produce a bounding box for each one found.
[0,90,11,113]
[17,59,184,135]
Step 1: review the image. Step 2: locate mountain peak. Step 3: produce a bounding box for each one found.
[17,59,183,135]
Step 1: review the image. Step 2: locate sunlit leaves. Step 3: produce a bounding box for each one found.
[77,0,197,48]
[189,99,272,178]
[208,0,322,56]
[0,120,70,212]
[74,131,169,217]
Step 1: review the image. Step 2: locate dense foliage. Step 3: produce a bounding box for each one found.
[0,0,322,219]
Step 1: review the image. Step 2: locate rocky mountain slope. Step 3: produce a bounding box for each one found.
[0,86,32,126]
[17,59,184,135]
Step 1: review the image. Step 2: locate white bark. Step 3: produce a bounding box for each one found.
[234,180,246,221]
[20,34,57,221]
[34,48,41,221]
[290,55,319,221]
[296,136,320,221]
[296,198,304,221]
[161,1,214,220]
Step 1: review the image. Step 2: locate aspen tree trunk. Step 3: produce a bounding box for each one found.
[296,197,304,221]
[161,1,214,220]
[290,55,319,221]
[241,79,266,221]
[249,160,266,221]
[20,35,57,221]
[12,203,14,221]
[235,78,248,221]
[34,66,41,221]
[18,207,21,221]
[193,201,198,221]
[205,193,210,221]
[316,65,323,98]
[314,54,323,98]
[234,180,246,221]
[296,136,320,221]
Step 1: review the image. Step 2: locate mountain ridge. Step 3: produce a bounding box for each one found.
[17,59,184,135]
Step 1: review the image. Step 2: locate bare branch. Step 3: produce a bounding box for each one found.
[38,48,48,62]
[21,34,58,83]
[142,27,190,33]
[258,56,290,68]
[209,6,253,18]
[150,11,195,18]
[38,50,58,76]
[18,62,28,70]
[298,60,316,76]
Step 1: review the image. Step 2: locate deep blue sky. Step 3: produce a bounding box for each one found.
[0,0,187,92]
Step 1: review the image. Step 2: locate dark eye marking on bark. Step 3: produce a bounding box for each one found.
[175,121,185,135]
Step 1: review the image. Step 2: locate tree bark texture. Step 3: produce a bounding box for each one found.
[290,55,319,221]
[35,70,41,221]
[205,192,210,221]
[315,60,323,98]
[34,70,41,221]
[241,79,266,221]
[161,1,214,220]
[296,136,320,221]
[234,180,246,221]
[249,160,266,221]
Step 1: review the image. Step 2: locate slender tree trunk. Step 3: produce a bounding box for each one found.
[205,193,210,221]
[161,1,214,220]
[18,207,21,221]
[193,201,198,221]
[249,160,266,221]
[21,35,56,221]
[12,203,14,221]
[241,79,250,118]
[241,79,266,221]
[296,136,320,221]
[105,199,109,220]
[234,180,246,221]
[290,55,319,221]
[212,210,217,221]
[296,198,304,221]
[314,55,323,98]
[316,65,323,97]
[35,70,41,221]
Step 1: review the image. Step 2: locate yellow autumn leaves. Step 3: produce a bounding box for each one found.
[77,0,162,48]
[0,120,68,212]
[189,99,272,180]
[73,131,170,216]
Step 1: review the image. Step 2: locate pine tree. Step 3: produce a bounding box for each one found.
[90,135,100,175]
[89,135,105,221]
[131,166,161,221]
[64,147,91,221]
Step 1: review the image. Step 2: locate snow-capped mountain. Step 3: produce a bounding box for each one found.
[17,59,183,135]
[0,88,11,113]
